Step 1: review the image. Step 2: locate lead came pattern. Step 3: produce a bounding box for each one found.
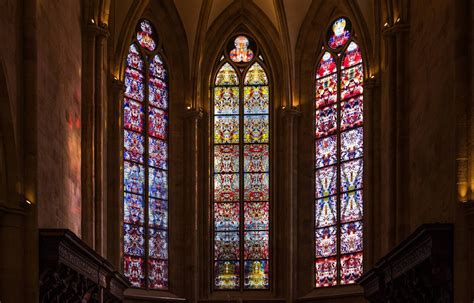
[123,19,168,289]
[315,18,364,287]
[213,44,270,290]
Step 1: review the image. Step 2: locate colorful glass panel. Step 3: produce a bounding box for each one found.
[315,258,337,287]
[149,77,168,109]
[341,222,363,254]
[137,20,156,51]
[244,260,269,289]
[214,87,239,115]
[315,196,337,228]
[340,159,363,192]
[244,144,269,172]
[124,161,145,194]
[244,202,269,230]
[148,107,168,140]
[214,145,239,173]
[148,260,168,289]
[341,96,363,130]
[244,231,269,259]
[149,54,167,80]
[341,128,363,161]
[315,226,337,257]
[214,115,239,144]
[316,74,337,109]
[244,115,269,143]
[244,173,269,201]
[214,173,240,202]
[124,98,144,132]
[149,167,168,200]
[315,166,337,198]
[230,36,254,63]
[341,64,363,99]
[124,224,145,256]
[124,130,144,163]
[215,63,239,86]
[124,67,144,101]
[124,256,145,288]
[149,198,168,229]
[317,52,337,78]
[124,193,145,225]
[127,44,143,71]
[214,203,240,231]
[315,105,337,138]
[244,63,268,85]
[215,232,240,260]
[340,253,363,285]
[316,135,337,168]
[149,229,168,259]
[244,86,269,114]
[328,18,350,49]
[342,42,362,69]
[215,261,240,289]
[341,190,363,223]
[148,137,167,170]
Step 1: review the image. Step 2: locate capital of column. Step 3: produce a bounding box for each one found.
[382,22,409,38]
[110,77,124,94]
[84,22,110,39]
[184,107,205,121]
[281,106,301,119]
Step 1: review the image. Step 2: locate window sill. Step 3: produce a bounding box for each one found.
[297,284,364,302]
[124,288,186,302]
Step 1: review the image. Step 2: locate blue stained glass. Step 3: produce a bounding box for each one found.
[124,130,144,163]
[149,77,168,109]
[127,44,143,70]
[124,193,145,225]
[341,190,363,223]
[149,229,168,259]
[124,67,144,101]
[316,135,337,168]
[124,161,145,194]
[149,138,167,170]
[315,226,337,257]
[315,196,337,228]
[215,231,240,260]
[149,198,168,229]
[149,107,168,140]
[149,167,168,200]
[340,159,363,192]
[149,54,167,80]
[341,221,363,254]
[341,128,363,161]
[124,98,144,133]
[315,165,337,198]
[124,224,145,256]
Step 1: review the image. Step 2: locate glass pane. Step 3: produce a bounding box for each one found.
[124,67,144,102]
[214,231,240,260]
[315,104,337,138]
[315,74,337,109]
[244,260,269,289]
[124,161,145,194]
[148,229,168,259]
[124,130,144,163]
[315,165,337,198]
[127,44,143,71]
[214,261,240,289]
[244,144,269,172]
[149,198,168,229]
[214,115,239,144]
[124,98,144,133]
[137,20,156,51]
[341,190,363,223]
[244,86,269,114]
[148,259,168,289]
[315,257,337,287]
[341,96,363,131]
[244,115,269,143]
[124,256,145,288]
[230,36,254,63]
[149,137,168,170]
[244,173,269,201]
[214,86,239,115]
[214,145,239,173]
[340,252,363,285]
[315,226,337,257]
[341,64,363,100]
[341,221,363,254]
[214,203,240,231]
[124,193,144,225]
[215,63,239,86]
[148,107,168,140]
[124,224,145,256]
[341,128,363,161]
[149,167,168,200]
[315,196,336,228]
[214,173,240,202]
[340,159,363,192]
[244,231,269,259]
[149,54,167,80]
[327,17,351,49]
[315,135,337,168]
[244,63,268,85]
[244,202,269,230]
[149,77,168,109]
[342,42,362,69]
[317,52,336,78]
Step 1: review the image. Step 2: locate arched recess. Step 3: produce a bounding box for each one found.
[294,0,376,300]
[196,2,291,300]
[107,0,189,298]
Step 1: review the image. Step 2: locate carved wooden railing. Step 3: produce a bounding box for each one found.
[358,224,453,303]
[39,229,129,303]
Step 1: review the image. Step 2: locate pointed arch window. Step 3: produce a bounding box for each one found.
[212,35,271,290]
[122,19,169,289]
[314,17,364,287]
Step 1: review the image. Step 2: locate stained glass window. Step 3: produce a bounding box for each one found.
[212,35,271,290]
[123,19,169,289]
[315,17,364,287]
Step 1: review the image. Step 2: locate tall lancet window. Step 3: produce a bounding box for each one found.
[122,19,169,289]
[314,17,364,287]
[212,35,271,290]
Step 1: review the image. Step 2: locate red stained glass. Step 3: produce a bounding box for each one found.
[244,231,269,259]
[148,138,167,170]
[124,193,144,225]
[341,64,363,100]
[127,44,143,71]
[342,42,362,69]
[124,67,144,102]
[124,224,145,256]
[341,221,363,254]
[137,20,156,51]
[328,18,351,49]
[148,229,168,259]
[244,144,269,172]
[340,253,363,285]
[341,127,363,161]
[149,54,167,80]
[315,74,337,109]
[214,203,240,231]
[315,105,337,138]
[315,258,337,287]
[214,145,239,173]
[124,130,144,163]
[148,259,168,289]
[229,36,254,63]
[244,202,269,230]
[215,232,240,260]
[149,77,168,110]
[315,226,337,257]
[124,161,145,194]
[316,135,337,168]
[317,52,336,78]
[244,173,269,201]
[214,173,240,202]
[341,96,363,130]
[124,256,145,288]
[148,107,168,139]
[149,198,168,229]
[124,98,144,133]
